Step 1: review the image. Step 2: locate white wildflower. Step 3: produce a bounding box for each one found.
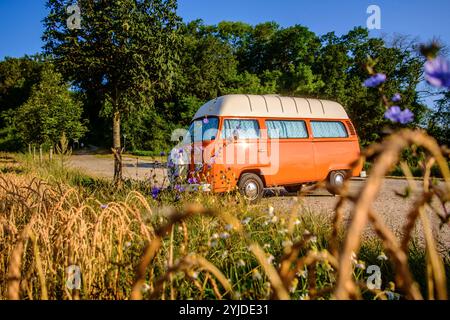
[237,259,246,267]
[220,232,230,239]
[267,255,275,264]
[142,283,151,293]
[241,217,251,225]
[377,252,388,261]
[268,206,275,217]
[225,224,233,231]
[252,269,262,281]
[355,261,366,270]
[211,233,219,240]
[296,269,308,278]
[309,236,318,243]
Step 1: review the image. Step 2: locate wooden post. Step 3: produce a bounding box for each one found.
[49,145,53,161]
[39,145,43,164]
[33,146,36,161]
[136,157,139,180]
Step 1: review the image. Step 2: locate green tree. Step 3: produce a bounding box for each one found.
[16,64,87,148]
[43,0,181,183]
[427,91,450,147]
[0,55,44,150]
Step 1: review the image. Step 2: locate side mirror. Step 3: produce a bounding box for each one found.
[232,129,239,141]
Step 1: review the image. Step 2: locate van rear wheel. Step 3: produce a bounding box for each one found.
[326,171,346,195]
[238,173,264,203]
[284,185,303,194]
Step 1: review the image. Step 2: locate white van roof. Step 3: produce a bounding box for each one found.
[193,95,349,120]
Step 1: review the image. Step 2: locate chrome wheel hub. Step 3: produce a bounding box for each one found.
[245,181,258,199]
[334,174,344,186]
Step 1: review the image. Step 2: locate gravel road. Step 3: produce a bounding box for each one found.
[69,154,450,253]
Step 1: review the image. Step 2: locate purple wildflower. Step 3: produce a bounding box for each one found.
[391,93,402,102]
[384,106,414,124]
[363,73,387,88]
[424,56,450,89]
[151,187,161,199]
[167,159,175,168]
[160,151,166,157]
[187,177,198,184]
[397,109,414,124]
[174,184,185,192]
[100,204,108,210]
[178,149,184,154]
[203,117,209,124]
[384,106,401,122]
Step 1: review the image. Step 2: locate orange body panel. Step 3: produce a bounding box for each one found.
[188,117,362,192]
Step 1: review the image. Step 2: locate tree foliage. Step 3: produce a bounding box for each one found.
[43,0,182,181]
[0,11,440,155]
[16,64,87,146]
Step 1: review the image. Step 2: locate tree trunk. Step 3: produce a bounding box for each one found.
[112,111,123,184]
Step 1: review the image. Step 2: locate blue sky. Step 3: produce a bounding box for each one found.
[0,0,449,59]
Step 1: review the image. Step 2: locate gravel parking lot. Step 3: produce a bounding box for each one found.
[69,154,450,253]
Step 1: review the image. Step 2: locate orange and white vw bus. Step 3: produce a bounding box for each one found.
[168,94,362,201]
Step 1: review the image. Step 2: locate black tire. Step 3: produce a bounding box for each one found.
[284,185,303,194]
[326,171,346,195]
[238,173,264,203]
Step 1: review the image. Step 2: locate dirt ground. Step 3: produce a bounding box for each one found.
[68,153,450,253]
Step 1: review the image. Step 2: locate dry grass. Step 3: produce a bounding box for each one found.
[0,129,449,300]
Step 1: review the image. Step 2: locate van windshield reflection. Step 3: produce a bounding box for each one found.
[185,117,219,143]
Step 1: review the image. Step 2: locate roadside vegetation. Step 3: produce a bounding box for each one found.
[1,125,449,300]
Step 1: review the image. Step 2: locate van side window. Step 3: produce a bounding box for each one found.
[222,119,260,139]
[266,120,308,139]
[310,121,348,138]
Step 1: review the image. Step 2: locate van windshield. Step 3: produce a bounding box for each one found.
[185,117,219,142]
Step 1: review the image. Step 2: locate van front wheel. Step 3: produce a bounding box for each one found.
[238,173,264,203]
[326,171,346,195]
